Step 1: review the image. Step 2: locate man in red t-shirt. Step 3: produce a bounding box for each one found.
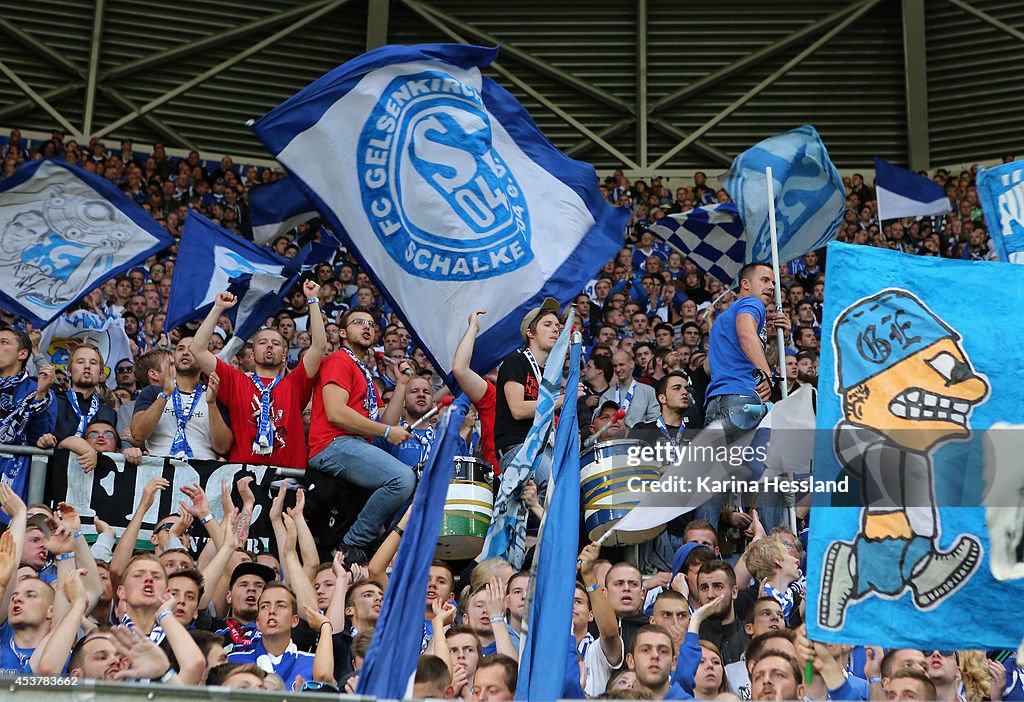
[307,306,416,564]
[189,279,326,469]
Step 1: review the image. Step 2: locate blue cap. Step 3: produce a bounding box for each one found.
[834,289,956,391]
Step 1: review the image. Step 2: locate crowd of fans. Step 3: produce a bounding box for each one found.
[0,127,1015,700]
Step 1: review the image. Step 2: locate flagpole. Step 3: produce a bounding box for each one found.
[765,167,788,399]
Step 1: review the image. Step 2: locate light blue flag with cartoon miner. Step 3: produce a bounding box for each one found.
[807,241,1024,649]
[248,175,319,245]
[0,159,174,327]
[976,162,1024,264]
[723,125,844,267]
[251,43,627,378]
[166,211,299,340]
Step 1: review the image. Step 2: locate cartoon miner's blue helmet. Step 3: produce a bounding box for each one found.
[834,289,957,392]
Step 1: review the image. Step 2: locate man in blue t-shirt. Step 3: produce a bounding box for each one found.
[704,263,790,530]
[705,263,789,433]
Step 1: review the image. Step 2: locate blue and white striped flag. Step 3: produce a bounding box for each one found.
[248,176,319,245]
[647,203,745,284]
[976,162,1024,264]
[251,43,627,378]
[0,159,174,327]
[874,157,951,221]
[166,212,299,340]
[724,125,845,266]
[481,309,574,570]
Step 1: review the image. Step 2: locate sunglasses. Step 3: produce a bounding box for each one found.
[300,681,339,693]
[115,366,135,374]
[922,650,955,657]
[86,430,117,441]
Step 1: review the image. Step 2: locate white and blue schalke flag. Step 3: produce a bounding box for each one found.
[248,176,319,246]
[976,162,1024,264]
[723,125,844,266]
[166,212,298,340]
[647,203,745,285]
[0,159,174,327]
[874,157,951,221]
[252,43,628,377]
[807,242,1024,649]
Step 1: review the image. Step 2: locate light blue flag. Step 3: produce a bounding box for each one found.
[166,211,299,340]
[481,309,574,570]
[723,125,844,266]
[647,203,746,285]
[976,162,1024,264]
[248,175,319,245]
[357,395,470,699]
[517,329,584,701]
[874,157,951,221]
[807,241,1024,649]
[251,43,627,378]
[0,159,174,327]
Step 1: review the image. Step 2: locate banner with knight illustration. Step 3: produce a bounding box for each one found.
[0,159,174,327]
[806,242,1024,648]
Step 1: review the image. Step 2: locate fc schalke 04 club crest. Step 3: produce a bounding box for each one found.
[359,70,532,281]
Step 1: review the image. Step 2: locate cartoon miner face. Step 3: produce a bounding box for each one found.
[835,289,990,453]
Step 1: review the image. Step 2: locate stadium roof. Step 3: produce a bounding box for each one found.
[0,0,1020,173]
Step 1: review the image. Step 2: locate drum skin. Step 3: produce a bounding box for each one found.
[581,439,664,547]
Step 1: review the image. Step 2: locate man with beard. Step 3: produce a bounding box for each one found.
[190,279,326,469]
[386,376,452,472]
[308,307,414,564]
[130,337,231,459]
[37,344,116,446]
[695,560,749,666]
[626,625,691,699]
[212,561,276,652]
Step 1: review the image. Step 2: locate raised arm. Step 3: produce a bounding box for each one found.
[288,490,320,581]
[57,435,99,474]
[154,594,206,685]
[280,513,319,622]
[303,606,336,684]
[367,505,410,589]
[300,278,327,378]
[484,577,518,661]
[0,485,27,624]
[579,542,622,666]
[110,477,168,587]
[34,570,88,675]
[191,292,237,375]
[49,503,103,619]
[451,310,489,402]
[322,383,411,445]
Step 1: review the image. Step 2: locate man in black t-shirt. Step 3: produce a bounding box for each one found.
[493,297,570,482]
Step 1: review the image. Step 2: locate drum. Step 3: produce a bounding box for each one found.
[581,439,664,547]
[437,457,494,560]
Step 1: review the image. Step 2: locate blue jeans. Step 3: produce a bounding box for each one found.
[309,436,416,548]
[700,394,776,529]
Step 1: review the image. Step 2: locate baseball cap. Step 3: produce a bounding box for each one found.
[229,561,276,588]
[519,297,561,341]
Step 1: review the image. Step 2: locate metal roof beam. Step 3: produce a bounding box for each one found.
[404,0,634,115]
[648,1,869,117]
[0,17,81,76]
[403,0,639,169]
[83,0,106,137]
[0,61,80,138]
[649,0,880,171]
[648,118,732,168]
[100,0,343,84]
[98,85,198,150]
[367,0,390,51]
[564,118,635,159]
[902,0,930,170]
[0,83,83,122]
[637,0,648,168]
[93,0,349,140]
[945,0,1024,44]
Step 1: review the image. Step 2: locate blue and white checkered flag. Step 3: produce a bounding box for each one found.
[647,203,745,285]
[724,125,845,266]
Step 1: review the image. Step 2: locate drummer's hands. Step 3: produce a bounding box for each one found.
[577,542,600,582]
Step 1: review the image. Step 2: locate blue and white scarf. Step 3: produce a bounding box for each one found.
[250,374,281,455]
[170,383,205,459]
[615,380,637,413]
[121,612,166,645]
[67,390,100,437]
[656,416,686,447]
[0,373,51,444]
[342,347,379,421]
[763,581,795,624]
